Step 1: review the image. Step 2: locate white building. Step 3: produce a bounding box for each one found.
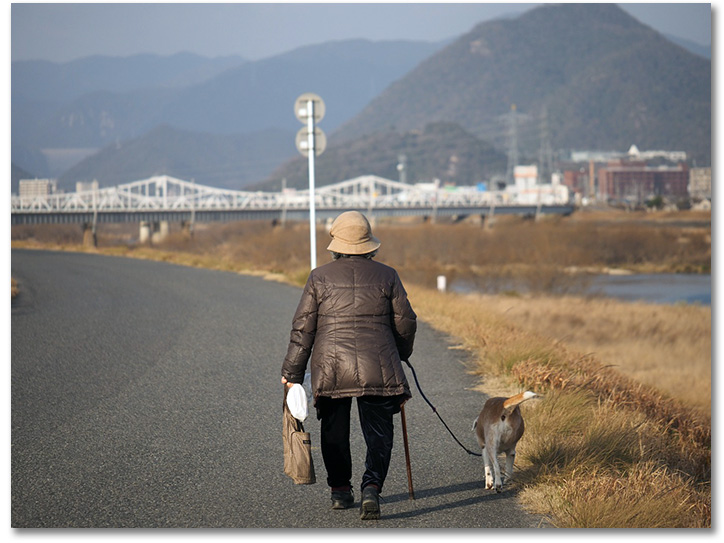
[689,167,711,200]
[19,178,58,198]
[507,165,569,204]
[76,180,100,193]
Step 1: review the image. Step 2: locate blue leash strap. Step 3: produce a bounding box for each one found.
[403,359,482,457]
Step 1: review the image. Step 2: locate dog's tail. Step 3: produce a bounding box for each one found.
[503,391,539,410]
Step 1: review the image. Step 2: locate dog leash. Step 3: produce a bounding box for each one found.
[403,359,482,457]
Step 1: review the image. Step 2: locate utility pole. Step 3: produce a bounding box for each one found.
[538,106,553,185]
[536,107,553,221]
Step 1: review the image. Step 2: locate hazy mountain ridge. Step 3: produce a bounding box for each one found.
[155,39,444,136]
[11,52,247,103]
[12,39,446,184]
[333,4,710,166]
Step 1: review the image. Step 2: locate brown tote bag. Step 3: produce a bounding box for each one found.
[282,386,316,485]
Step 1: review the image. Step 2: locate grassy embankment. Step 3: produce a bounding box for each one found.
[11,209,711,527]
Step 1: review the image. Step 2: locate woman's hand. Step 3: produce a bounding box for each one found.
[281,376,294,388]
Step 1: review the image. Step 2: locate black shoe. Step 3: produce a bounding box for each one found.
[360,485,380,520]
[331,489,354,510]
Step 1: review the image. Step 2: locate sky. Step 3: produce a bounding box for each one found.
[9,2,713,64]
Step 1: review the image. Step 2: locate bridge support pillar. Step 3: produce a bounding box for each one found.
[82,222,97,247]
[139,221,151,244]
[153,221,170,244]
[140,221,170,244]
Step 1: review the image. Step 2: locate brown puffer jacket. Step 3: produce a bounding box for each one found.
[282,255,416,403]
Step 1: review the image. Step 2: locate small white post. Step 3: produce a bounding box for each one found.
[437,275,447,292]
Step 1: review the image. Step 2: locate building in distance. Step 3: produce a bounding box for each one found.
[560,144,695,207]
[19,178,58,198]
[597,160,688,205]
[689,167,711,201]
[76,180,100,193]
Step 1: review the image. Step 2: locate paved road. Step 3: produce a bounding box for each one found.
[11,249,543,528]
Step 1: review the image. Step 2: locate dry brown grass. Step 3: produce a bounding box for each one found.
[464,294,711,413]
[515,393,710,528]
[407,287,710,527]
[12,209,711,287]
[407,287,710,443]
[374,212,710,290]
[519,461,710,528]
[11,278,19,299]
[517,390,710,524]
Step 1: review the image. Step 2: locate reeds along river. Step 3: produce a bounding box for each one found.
[451,273,711,306]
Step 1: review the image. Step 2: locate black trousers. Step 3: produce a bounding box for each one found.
[316,395,402,492]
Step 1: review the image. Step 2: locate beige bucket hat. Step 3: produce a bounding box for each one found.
[327,211,381,255]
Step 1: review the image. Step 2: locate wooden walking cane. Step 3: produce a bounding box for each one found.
[400,404,415,499]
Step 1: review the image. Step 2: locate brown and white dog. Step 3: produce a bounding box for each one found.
[472,391,538,493]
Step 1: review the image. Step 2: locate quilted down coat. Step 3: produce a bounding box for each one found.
[282,255,416,404]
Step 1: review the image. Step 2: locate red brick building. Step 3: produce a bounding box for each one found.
[597,160,689,203]
[563,168,589,196]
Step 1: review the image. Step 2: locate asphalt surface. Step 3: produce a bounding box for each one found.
[11,249,545,528]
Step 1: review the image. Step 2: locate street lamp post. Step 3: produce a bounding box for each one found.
[294,93,326,270]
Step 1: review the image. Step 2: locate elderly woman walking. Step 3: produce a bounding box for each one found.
[281,211,417,520]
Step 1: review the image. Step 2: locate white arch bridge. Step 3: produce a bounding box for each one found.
[11,174,574,226]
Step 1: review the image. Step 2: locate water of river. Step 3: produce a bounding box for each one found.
[588,273,711,306]
[451,273,711,306]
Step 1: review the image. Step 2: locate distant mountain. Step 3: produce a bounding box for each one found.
[333,4,711,166]
[11,39,446,181]
[11,52,247,103]
[158,39,446,136]
[254,121,508,191]
[11,52,246,176]
[13,88,170,152]
[56,125,295,191]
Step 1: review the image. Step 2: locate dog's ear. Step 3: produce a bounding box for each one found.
[501,391,538,418]
[503,391,537,408]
